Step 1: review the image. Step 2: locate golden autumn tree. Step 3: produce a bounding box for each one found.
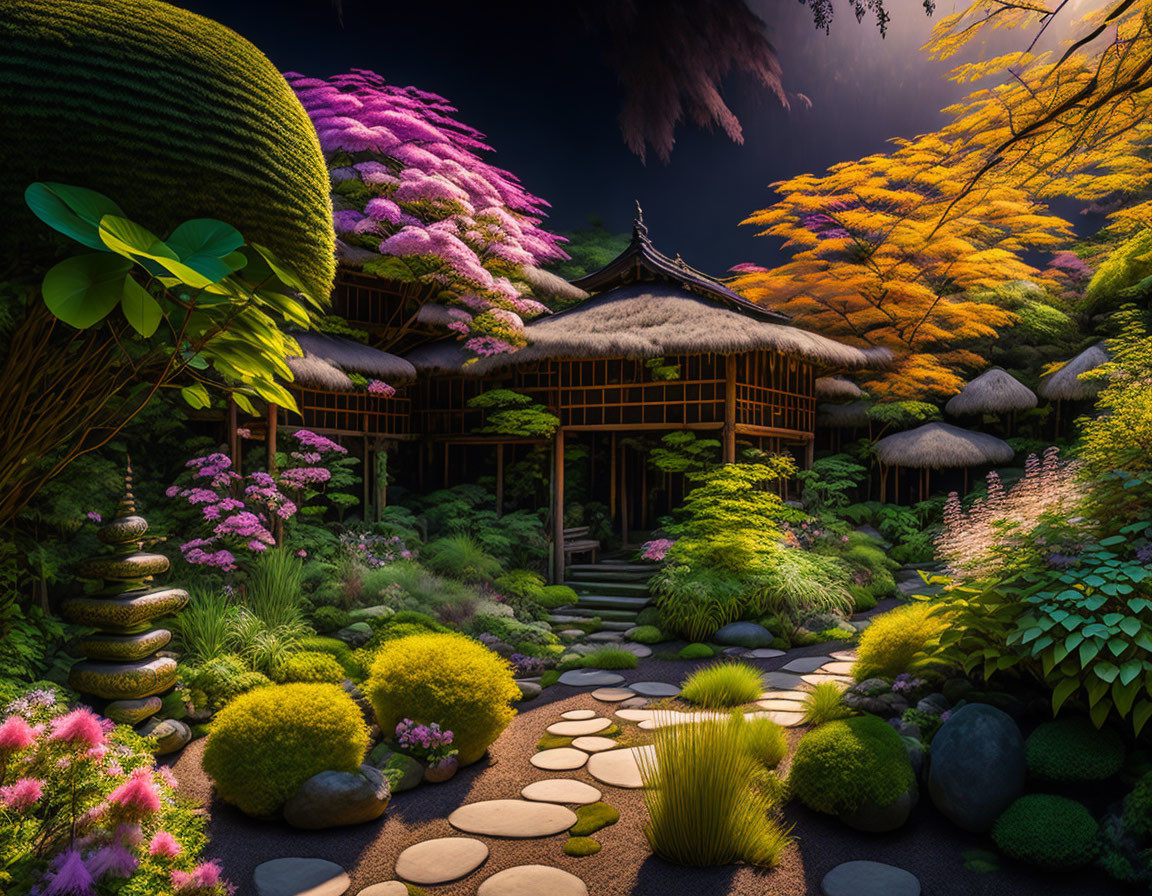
[733,134,1073,399]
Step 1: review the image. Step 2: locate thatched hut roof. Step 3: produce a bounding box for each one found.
[406,284,891,375]
[873,423,1015,469]
[816,400,871,428]
[521,266,589,305]
[945,367,1037,416]
[1038,343,1109,401]
[286,332,416,391]
[815,377,864,401]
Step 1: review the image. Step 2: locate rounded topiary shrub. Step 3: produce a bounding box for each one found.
[628,625,665,644]
[202,682,369,817]
[992,794,1099,870]
[851,601,950,681]
[1025,717,1125,782]
[679,642,715,660]
[789,715,915,817]
[270,651,346,684]
[365,633,519,765]
[1124,770,1152,839]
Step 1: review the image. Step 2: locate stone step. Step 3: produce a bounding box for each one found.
[552,606,639,622]
[567,562,656,574]
[597,620,635,632]
[570,594,651,610]
[567,579,651,597]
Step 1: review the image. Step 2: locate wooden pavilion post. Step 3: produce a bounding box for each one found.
[495,442,504,518]
[723,354,737,463]
[266,403,277,474]
[553,429,565,584]
[609,432,618,520]
[362,434,370,517]
[620,442,629,546]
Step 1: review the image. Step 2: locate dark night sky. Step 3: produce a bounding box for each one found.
[173,0,1043,273]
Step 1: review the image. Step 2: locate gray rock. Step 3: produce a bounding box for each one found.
[254,858,350,896]
[941,678,975,703]
[283,764,390,829]
[928,704,1025,832]
[916,693,950,716]
[903,736,926,778]
[383,753,424,793]
[140,718,191,755]
[349,605,394,620]
[855,678,891,697]
[721,646,749,657]
[515,680,542,701]
[821,860,920,896]
[839,782,917,833]
[713,621,776,649]
[335,622,373,647]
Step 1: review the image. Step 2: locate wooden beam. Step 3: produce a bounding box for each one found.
[621,441,629,546]
[496,442,504,518]
[723,354,737,463]
[553,429,565,584]
[609,432,617,520]
[363,434,370,518]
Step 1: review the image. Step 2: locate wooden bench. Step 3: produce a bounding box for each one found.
[562,526,600,564]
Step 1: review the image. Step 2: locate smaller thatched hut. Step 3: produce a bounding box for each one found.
[816,400,871,429]
[1038,343,1109,402]
[815,376,864,401]
[945,367,1037,417]
[873,422,1015,500]
[287,331,416,392]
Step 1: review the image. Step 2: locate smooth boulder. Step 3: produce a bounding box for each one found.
[283,764,390,829]
[712,621,775,649]
[928,703,1024,832]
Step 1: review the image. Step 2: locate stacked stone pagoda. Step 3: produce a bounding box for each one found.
[63,463,187,727]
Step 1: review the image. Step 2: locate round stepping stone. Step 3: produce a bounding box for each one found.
[478,865,588,896]
[782,656,833,674]
[357,884,408,896]
[546,718,611,736]
[561,709,598,720]
[722,647,748,657]
[747,648,786,658]
[759,690,808,702]
[558,629,585,639]
[254,859,349,896]
[395,838,488,885]
[587,745,654,789]
[614,708,655,723]
[830,650,858,661]
[587,631,623,642]
[618,643,653,658]
[620,696,649,708]
[821,860,920,896]
[761,710,806,727]
[592,686,635,702]
[637,710,738,730]
[629,681,680,697]
[757,698,807,711]
[521,779,602,804]
[571,736,619,753]
[558,669,624,687]
[530,747,589,771]
[762,671,808,690]
[449,800,577,838]
[802,673,853,687]
[820,660,855,675]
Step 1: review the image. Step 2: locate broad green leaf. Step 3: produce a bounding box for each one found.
[25,183,125,251]
[1120,617,1141,637]
[1096,661,1120,683]
[1100,535,1127,546]
[180,383,211,409]
[166,219,244,260]
[249,242,314,303]
[1108,636,1130,657]
[1090,697,1113,728]
[42,253,133,328]
[232,392,257,416]
[120,277,162,337]
[1086,675,1109,706]
[1120,659,1144,686]
[1052,678,1079,714]
[1134,700,1152,737]
[97,215,178,262]
[1114,679,1140,716]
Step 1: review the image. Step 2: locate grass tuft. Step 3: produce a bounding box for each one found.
[802,682,852,727]
[680,662,763,708]
[578,647,639,670]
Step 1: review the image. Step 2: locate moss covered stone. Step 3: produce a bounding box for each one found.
[570,801,619,836]
[563,836,601,857]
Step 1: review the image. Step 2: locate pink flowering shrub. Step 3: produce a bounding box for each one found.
[339,531,412,568]
[393,718,456,764]
[0,689,231,895]
[640,538,675,562]
[286,70,567,357]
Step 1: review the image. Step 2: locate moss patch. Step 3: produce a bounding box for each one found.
[536,734,575,750]
[540,670,561,688]
[563,836,601,857]
[570,801,620,836]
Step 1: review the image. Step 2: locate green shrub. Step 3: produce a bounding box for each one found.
[365,632,519,765]
[628,625,666,644]
[679,643,715,660]
[0,0,335,299]
[851,601,950,681]
[473,614,558,647]
[850,586,879,612]
[571,801,620,835]
[1124,771,1152,839]
[423,534,502,582]
[244,547,307,629]
[388,610,450,632]
[578,647,638,670]
[203,683,369,816]
[640,714,791,867]
[364,622,435,651]
[992,795,1099,870]
[680,662,763,708]
[802,682,852,727]
[789,716,914,816]
[1025,717,1125,782]
[636,606,663,627]
[651,566,745,641]
[495,569,545,602]
[173,588,235,663]
[182,654,271,710]
[793,627,856,647]
[739,715,787,769]
[312,606,352,633]
[271,650,346,684]
[538,585,578,609]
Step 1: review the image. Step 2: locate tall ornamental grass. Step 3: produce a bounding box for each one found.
[244,547,305,628]
[680,662,764,708]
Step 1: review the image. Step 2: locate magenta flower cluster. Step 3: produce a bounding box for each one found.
[339,531,412,568]
[640,538,675,562]
[394,718,456,763]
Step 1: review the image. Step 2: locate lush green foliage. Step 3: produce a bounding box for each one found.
[680,662,764,708]
[245,548,307,629]
[648,431,721,474]
[852,601,951,681]
[679,643,716,660]
[802,681,852,726]
[172,588,234,664]
[467,389,559,438]
[1025,717,1125,782]
[295,636,362,680]
[365,633,518,765]
[651,566,745,641]
[422,534,503,583]
[203,682,368,816]
[627,625,667,644]
[739,715,788,769]
[576,647,638,670]
[538,585,578,609]
[789,716,915,816]
[1125,771,1152,841]
[270,650,346,684]
[992,795,1099,870]
[181,654,271,711]
[639,714,791,867]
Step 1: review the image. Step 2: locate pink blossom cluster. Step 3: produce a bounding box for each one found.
[367,379,396,397]
[394,718,456,763]
[640,538,675,562]
[285,70,567,356]
[339,531,411,568]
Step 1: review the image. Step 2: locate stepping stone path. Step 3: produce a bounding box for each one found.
[802,673,853,687]
[762,672,808,690]
[449,800,577,838]
[530,747,589,771]
[395,838,489,885]
[760,710,806,727]
[759,690,808,702]
[629,681,681,697]
[592,686,634,702]
[615,708,656,723]
[620,696,649,708]
[782,656,833,674]
[757,698,808,711]
[571,735,619,753]
[521,779,602,804]
[561,709,598,720]
[747,648,786,658]
[586,631,623,642]
[357,884,408,896]
[587,745,654,789]
[830,650,858,661]
[546,718,611,736]
[821,861,920,896]
[478,865,589,896]
[558,669,624,687]
[820,660,855,675]
[254,859,349,896]
[617,643,653,658]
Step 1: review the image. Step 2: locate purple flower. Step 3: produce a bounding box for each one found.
[86,511,101,524]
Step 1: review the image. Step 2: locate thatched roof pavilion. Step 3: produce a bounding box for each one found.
[287,332,416,391]
[1038,343,1109,401]
[945,367,1037,416]
[874,422,1014,469]
[815,376,864,401]
[816,400,871,428]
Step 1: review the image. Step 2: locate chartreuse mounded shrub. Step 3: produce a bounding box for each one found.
[739,715,787,769]
[203,683,369,816]
[366,632,519,765]
[628,625,666,644]
[679,642,715,660]
[296,635,362,679]
[1025,717,1125,782]
[789,716,914,817]
[312,606,353,634]
[992,795,1099,870]
[851,601,951,682]
[538,585,578,609]
[680,662,763,708]
[423,534,502,582]
[270,650,346,684]
[0,0,335,299]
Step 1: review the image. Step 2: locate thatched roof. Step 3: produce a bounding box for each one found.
[286,332,416,391]
[815,377,864,401]
[521,266,589,305]
[945,367,1037,416]
[405,284,891,375]
[873,423,1015,469]
[1038,343,1109,401]
[816,400,871,428]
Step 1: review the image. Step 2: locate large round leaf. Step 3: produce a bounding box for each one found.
[42,253,133,328]
[121,276,163,337]
[166,218,244,259]
[98,215,178,262]
[25,183,125,251]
